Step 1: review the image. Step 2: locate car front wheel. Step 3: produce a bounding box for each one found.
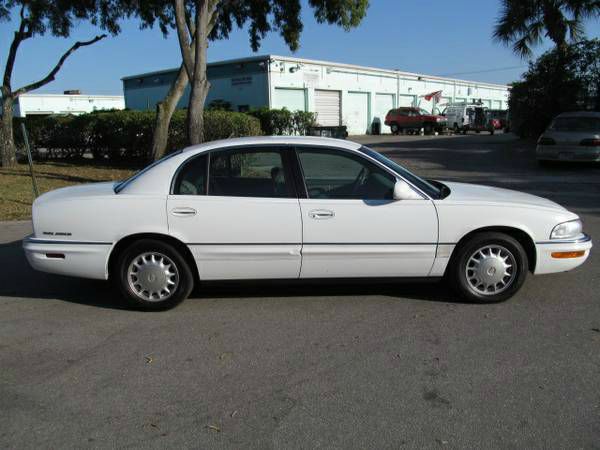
[390,123,399,134]
[114,239,194,310]
[448,232,528,303]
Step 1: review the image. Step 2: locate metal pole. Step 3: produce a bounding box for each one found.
[20,122,39,198]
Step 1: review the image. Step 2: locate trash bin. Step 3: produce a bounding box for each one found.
[371,121,381,135]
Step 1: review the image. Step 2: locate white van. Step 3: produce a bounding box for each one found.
[444,104,494,134]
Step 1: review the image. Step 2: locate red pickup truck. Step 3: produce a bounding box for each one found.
[384,107,447,135]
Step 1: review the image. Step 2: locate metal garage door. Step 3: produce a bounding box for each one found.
[272,88,306,111]
[398,94,415,107]
[346,92,369,135]
[315,90,341,126]
[374,93,395,134]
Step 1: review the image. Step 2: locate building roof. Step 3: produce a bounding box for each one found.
[121,54,510,90]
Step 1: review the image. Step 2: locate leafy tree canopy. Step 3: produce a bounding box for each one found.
[494,0,600,57]
[125,0,369,51]
[509,38,600,137]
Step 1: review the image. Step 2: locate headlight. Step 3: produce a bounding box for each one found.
[550,219,583,240]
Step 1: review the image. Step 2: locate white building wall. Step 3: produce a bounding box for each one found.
[14,94,125,117]
[267,56,510,135]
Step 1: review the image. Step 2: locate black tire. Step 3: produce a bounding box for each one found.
[490,128,495,135]
[390,123,399,135]
[447,232,528,303]
[113,239,194,310]
[424,124,433,135]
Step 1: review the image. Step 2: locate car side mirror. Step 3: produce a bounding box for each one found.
[393,179,423,200]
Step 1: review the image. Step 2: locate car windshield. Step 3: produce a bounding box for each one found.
[551,117,600,132]
[358,146,442,199]
[114,150,182,193]
[419,109,430,116]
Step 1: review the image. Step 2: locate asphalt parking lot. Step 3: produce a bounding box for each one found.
[1,132,599,449]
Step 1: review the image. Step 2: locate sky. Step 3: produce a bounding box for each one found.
[1,0,599,95]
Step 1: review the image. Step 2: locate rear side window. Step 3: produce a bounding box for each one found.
[172,155,208,195]
[208,148,292,198]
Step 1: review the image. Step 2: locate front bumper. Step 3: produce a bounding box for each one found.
[23,235,112,280]
[534,233,593,275]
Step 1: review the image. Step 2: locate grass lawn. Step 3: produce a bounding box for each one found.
[0,161,136,221]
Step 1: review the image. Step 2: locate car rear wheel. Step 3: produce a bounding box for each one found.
[447,232,528,303]
[114,239,194,310]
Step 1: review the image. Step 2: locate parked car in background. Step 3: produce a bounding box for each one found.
[536,111,600,164]
[444,104,495,135]
[384,107,446,135]
[488,109,508,130]
[23,136,592,310]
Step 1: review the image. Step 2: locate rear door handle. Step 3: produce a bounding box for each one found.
[309,209,335,220]
[171,207,197,217]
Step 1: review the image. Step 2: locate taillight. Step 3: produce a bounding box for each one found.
[538,136,556,145]
[580,138,600,147]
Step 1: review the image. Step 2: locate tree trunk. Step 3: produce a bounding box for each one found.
[0,95,17,168]
[187,77,210,145]
[186,1,211,146]
[151,65,189,160]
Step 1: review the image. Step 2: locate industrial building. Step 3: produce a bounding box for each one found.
[122,55,510,135]
[14,93,125,117]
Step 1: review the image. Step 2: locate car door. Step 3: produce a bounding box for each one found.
[294,146,439,278]
[167,146,302,280]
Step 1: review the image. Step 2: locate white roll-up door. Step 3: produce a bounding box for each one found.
[345,92,369,135]
[374,94,395,134]
[398,94,415,107]
[273,88,306,111]
[314,90,341,126]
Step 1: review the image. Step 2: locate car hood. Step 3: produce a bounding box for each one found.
[439,181,567,212]
[35,181,116,205]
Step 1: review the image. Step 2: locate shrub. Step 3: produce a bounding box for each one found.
[15,109,262,162]
[249,107,317,136]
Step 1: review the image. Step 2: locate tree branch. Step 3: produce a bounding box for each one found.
[13,34,107,97]
[3,5,31,90]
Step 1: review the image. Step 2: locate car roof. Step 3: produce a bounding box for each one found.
[181,135,362,154]
[555,111,600,119]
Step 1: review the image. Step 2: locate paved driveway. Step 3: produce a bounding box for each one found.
[1,133,599,449]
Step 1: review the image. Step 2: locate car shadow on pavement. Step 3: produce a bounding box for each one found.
[0,239,471,310]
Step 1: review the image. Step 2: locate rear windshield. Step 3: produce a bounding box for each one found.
[551,117,600,132]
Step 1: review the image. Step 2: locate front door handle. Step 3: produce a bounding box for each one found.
[309,209,335,220]
[171,207,197,217]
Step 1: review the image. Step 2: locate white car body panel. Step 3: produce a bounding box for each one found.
[298,199,438,278]
[167,195,302,280]
[23,136,592,286]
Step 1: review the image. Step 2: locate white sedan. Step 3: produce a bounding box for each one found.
[24,136,592,310]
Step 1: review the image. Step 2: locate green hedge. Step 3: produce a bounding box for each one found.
[14,109,262,162]
[248,108,317,136]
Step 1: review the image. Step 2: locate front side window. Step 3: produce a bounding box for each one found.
[208,148,291,198]
[297,148,396,200]
[172,154,208,195]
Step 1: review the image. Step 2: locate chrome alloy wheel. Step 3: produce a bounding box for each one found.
[127,252,179,301]
[465,245,517,296]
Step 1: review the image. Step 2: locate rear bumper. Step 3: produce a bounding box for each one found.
[22,235,111,280]
[534,234,593,275]
[536,145,600,162]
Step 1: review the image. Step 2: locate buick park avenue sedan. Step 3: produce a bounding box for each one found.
[24,136,592,310]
